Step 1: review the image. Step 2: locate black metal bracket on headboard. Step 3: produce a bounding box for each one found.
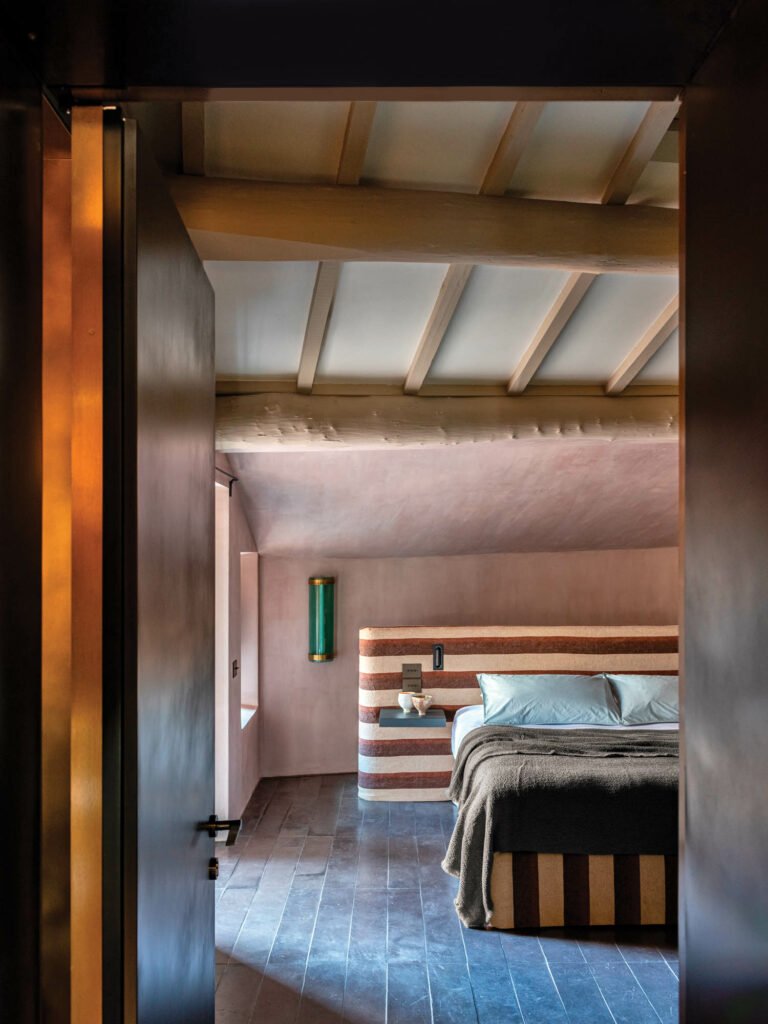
[432,644,444,670]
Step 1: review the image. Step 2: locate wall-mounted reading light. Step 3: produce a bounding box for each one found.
[308,577,335,662]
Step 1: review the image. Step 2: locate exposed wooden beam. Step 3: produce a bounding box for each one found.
[404,264,473,394]
[336,101,377,185]
[216,393,679,452]
[505,100,681,395]
[181,101,205,175]
[601,100,681,205]
[297,261,341,394]
[170,176,678,273]
[480,101,545,196]
[216,375,678,399]
[507,272,597,394]
[605,297,679,395]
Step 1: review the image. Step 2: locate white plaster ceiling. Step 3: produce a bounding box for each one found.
[536,273,679,383]
[206,261,318,376]
[203,101,350,183]
[635,329,679,383]
[427,266,570,382]
[196,99,680,388]
[628,159,679,208]
[229,440,678,559]
[508,102,650,203]
[316,262,448,380]
[361,101,516,192]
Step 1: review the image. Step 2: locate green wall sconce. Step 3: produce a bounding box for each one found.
[308,576,335,662]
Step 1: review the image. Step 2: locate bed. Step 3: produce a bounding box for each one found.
[446,709,679,929]
[357,625,679,930]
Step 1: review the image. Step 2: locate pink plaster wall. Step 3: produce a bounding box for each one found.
[218,455,262,816]
[258,546,679,777]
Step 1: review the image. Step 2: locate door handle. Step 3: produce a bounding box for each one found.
[197,814,242,846]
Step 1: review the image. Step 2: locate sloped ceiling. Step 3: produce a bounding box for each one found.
[229,440,678,559]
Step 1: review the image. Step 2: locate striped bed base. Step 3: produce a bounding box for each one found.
[358,625,678,802]
[489,852,678,929]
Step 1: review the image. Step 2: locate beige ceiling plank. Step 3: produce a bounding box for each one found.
[181,101,205,175]
[336,101,377,185]
[480,101,546,196]
[507,272,598,394]
[296,261,341,394]
[601,100,681,205]
[404,264,474,394]
[605,297,679,395]
[170,176,678,273]
[216,393,679,452]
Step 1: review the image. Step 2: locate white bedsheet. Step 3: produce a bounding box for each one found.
[450,703,679,757]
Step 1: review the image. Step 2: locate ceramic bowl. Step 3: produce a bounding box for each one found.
[398,692,414,713]
[411,693,433,716]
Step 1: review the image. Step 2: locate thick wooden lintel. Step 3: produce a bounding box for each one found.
[77,86,684,103]
[216,393,678,451]
[170,176,678,273]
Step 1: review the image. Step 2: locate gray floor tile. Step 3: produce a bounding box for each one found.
[217,774,679,1024]
[387,960,432,1024]
[343,958,387,1023]
[629,961,679,1024]
[591,962,662,1024]
[508,965,569,1024]
[549,963,614,1024]
[429,960,480,1024]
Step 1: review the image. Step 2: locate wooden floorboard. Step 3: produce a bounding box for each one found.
[216,773,679,1023]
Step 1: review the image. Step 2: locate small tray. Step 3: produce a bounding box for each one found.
[379,708,447,728]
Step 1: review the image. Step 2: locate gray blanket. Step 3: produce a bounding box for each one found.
[441,726,679,927]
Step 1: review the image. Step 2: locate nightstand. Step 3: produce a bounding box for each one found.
[378,708,448,728]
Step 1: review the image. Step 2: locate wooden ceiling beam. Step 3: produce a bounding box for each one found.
[480,101,545,196]
[170,176,678,273]
[336,101,377,185]
[216,376,678,399]
[181,102,205,175]
[216,393,679,452]
[507,272,597,394]
[601,100,681,205]
[296,261,341,394]
[605,297,679,395]
[404,264,473,394]
[505,100,680,395]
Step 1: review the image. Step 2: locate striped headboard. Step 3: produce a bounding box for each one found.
[358,625,678,802]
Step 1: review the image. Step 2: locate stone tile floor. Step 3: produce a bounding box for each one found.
[216,774,679,1023]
